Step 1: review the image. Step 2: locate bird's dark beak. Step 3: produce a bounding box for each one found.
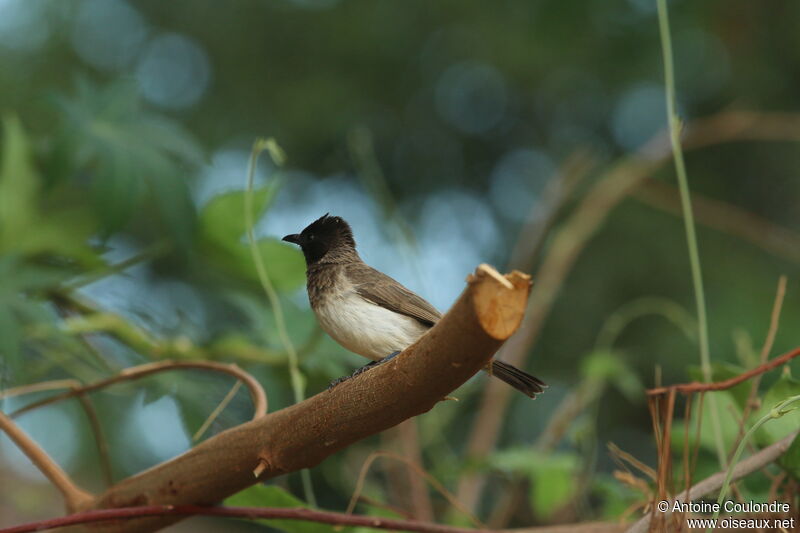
[282,234,301,245]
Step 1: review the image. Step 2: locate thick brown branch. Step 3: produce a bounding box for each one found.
[56,265,530,533]
[647,346,800,396]
[10,360,267,420]
[0,411,93,512]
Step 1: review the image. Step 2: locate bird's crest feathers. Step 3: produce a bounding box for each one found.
[303,213,355,248]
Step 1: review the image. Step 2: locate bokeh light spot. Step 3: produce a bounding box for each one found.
[435,62,508,135]
[136,33,211,109]
[0,402,78,481]
[0,0,50,51]
[71,0,147,70]
[490,148,555,222]
[122,395,191,470]
[610,83,669,151]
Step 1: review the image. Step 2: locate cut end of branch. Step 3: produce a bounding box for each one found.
[469,264,532,340]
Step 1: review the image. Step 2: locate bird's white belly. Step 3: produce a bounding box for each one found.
[314,292,429,361]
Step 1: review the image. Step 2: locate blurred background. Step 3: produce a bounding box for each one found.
[1,0,799,530]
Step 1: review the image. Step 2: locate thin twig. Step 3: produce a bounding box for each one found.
[735,276,788,441]
[456,110,800,512]
[594,297,696,350]
[348,126,418,249]
[52,295,117,374]
[75,393,114,486]
[608,442,657,482]
[0,505,491,533]
[647,346,800,396]
[244,138,315,506]
[455,151,596,511]
[0,411,93,512]
[10,360,267,420]
[63,241,169,290]
[654,389,677,525]
[193,380,243,442]
[680,392,693,527]
[358,495,416,520]
[347,451,485,530]
[508,150,596,273]
[535,379,604,452]
[349,129,435,521]
[0,379,84,399]
[2,379,114,486]
[634,180,800,265]
[657,0,723,467]
[710,395,800,529]
[19,263,527,533]
[382,420,435,521]
[625,429,798,533]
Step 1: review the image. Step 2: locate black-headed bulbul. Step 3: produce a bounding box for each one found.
[283,214,546,398]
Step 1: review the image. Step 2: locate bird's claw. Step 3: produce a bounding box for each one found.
[327,351,402,391]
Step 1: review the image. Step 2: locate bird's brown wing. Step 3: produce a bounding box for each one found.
[345,262,441,326]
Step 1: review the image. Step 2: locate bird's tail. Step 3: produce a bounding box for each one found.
[488,360,547,398]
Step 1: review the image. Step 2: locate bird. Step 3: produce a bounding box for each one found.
[282,214,546,398]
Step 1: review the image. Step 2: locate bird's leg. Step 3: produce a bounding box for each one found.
[328,351,402,390]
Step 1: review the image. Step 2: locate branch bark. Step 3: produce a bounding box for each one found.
[57,264,530,533]
[0,505,489,533]
[0,411,94,513]
[0,504,627,533]
[9,360,267,420]
[647,346,800,396]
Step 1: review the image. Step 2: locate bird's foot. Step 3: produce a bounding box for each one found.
[327,375,350,390]
[327,351,402,391]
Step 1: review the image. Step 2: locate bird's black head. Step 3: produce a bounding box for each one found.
[282,214,357,264]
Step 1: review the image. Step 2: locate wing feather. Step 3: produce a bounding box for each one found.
[345,263,441,326]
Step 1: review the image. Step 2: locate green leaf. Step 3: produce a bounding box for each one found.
[591,474,642,520]
[91,161,144,234]
[0,116,99,263]
[20,209,100,264]
[199,186,277,246]
[225,485,340,533]
[0,116,39,247]
[149,171,197,251]
[670,390,743,455]
[581,350,643,402]
[753,368,800,445]
[199,186,304,290]
[0,303,22,378]
[254,238,306,290]
[198,182,305,289]
[530,457,578,519]
[53,79,203,241]
[0,256,71,380]
[490,448,579,520]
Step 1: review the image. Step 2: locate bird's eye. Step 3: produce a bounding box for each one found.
[308,234,315,241]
